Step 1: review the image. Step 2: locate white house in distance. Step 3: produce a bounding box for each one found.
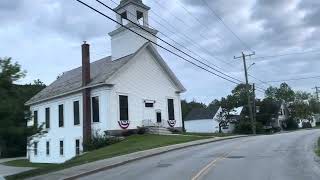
[26,0,185,164]
[184,106,243,134]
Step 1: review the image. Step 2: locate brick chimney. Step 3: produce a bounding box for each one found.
[82,41,91,145]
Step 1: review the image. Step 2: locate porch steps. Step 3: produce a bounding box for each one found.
[147,127,172,135]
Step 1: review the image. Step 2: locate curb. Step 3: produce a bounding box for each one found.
[64,135,248,180]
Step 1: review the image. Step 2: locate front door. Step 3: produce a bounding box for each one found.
[143,102,155,125]
[156,112,162,123]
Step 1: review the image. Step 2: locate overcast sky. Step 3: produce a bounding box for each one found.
[1,0,320,104]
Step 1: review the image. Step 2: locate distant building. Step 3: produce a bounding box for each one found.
[184,106,243,133]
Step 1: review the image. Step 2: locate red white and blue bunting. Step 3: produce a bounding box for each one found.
[167,120,176,127]
[118,120,130,129]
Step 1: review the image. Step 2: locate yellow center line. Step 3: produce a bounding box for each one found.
[191,140,250,180]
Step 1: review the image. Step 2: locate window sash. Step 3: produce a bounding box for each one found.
[60,141,64,155]
[92,97,100,123]
[59,105,64,127]
[167,99,175,120]
[34,142,38,156]
[33,111,38,126]
[75,139,80,155]
[119,95,128,121]
[73,101,80,125]
[45,108,50,128]
[46,141,50,155]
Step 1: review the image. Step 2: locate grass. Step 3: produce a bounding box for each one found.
[4,134,209,180]
[183,132,235,137]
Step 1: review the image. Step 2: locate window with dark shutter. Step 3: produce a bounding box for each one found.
[92,97,100,123]
[73,101,80,125]
[167,99,175,120]
[45,108,50,128]
[59,105,64,127]
[46,141,50,156]
[60,140,64,156]
[75,139,80,156]
[33,111,38,126]
[119,95,128,121]
[34,142,38,156]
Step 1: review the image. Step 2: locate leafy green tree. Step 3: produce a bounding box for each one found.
[0,57,46,157]
[265,83,295,102]
[181,100,206,120]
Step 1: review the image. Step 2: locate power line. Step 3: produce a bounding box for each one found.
[76,0,241,85]
[97,0,243,84]
[260,75,320,83]
[252,49,320,61]
[200,0,254,52]
[108,0,232,76]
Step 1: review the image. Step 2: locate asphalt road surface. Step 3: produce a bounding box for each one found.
[79,129,320,180]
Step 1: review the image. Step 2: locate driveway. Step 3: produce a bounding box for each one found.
[0,157,34,179]
[79,129,320,180]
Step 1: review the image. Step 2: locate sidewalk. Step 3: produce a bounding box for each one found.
[27,135,247,180]
[0,157,33,179]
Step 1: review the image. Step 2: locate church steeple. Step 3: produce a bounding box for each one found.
[108,0,158,60]
[114,0,150,27]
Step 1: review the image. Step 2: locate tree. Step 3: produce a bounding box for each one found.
[265,83,295,102]
[181,99,206,120]
[215,108,230,133]
[0,57,46,157]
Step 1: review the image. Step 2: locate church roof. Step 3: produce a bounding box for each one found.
[114,0,150,11]
[26,42,186,105]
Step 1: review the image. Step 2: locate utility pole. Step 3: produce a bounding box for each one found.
[234,52,256,134]
[253,83,257,128]
[313,86,320,101]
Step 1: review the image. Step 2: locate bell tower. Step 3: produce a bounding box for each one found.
[109,0,158,60]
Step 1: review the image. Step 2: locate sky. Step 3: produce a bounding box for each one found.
[1,0,320,104]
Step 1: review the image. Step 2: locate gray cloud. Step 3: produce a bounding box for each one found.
[1,0,320,103]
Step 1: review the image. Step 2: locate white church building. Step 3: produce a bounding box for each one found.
[26,0,186,164]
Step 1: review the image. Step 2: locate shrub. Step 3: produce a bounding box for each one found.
[121,129,136,137]
[137,126,148,135]
[284,117,298,130]
[234,121,264,134]
[168,128,181,134]
[302,121,312,129]
[84,131,122,151]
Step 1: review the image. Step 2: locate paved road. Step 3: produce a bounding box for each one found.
[79,129,320,180]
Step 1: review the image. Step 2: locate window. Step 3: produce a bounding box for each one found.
[34,142,38,156]
[33,110,38,126]
[145,102,154,108]
[73,101,80,125]
[92,97,100,123]
[59,104,64,127]
[75,139,80,156]
[120,11,128,25]
[167,99,175,120]
[119,95,129,121]
[45,107,50,128]
[137,11,144,24]
[46,141,50,156]
[59,140,64,156]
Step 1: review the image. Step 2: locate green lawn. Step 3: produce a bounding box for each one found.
[183,132,235,137]
[5,134,209,180]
